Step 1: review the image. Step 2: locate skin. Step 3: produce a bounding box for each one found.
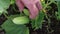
[16,0,42,19]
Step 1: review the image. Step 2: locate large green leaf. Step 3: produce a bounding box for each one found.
[0,0,10,9]
[0,0,10,15]
[13,16,29,24]
[1,19,29,34]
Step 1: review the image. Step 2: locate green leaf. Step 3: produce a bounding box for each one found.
[41,0,46,8]
[8,14,20,20]
[0,0,10,9]
[54,0,60,1]
[1,19,29,34]
[57,1,60,20]
[31,19,35,28]
[0,9,3,15]
[35,11,45,29]
[0,0,10,15]
[1,14,29,34]
[13,16,29,24]
[0,9,8,15]
[31,11,45,30]
[23,9,29,16]
[11,0,15,4]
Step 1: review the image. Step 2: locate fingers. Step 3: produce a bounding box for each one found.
[16,0,42,19]
[36,1,42,10]
[16,0,24,12]
[26,4,38,19]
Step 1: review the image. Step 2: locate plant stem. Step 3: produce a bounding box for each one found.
[44,1,53,9]
[42,9,51,33]
[12,4,19,12]
[3,13,9,19]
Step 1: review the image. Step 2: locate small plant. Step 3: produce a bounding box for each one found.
[0,0,60,34]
